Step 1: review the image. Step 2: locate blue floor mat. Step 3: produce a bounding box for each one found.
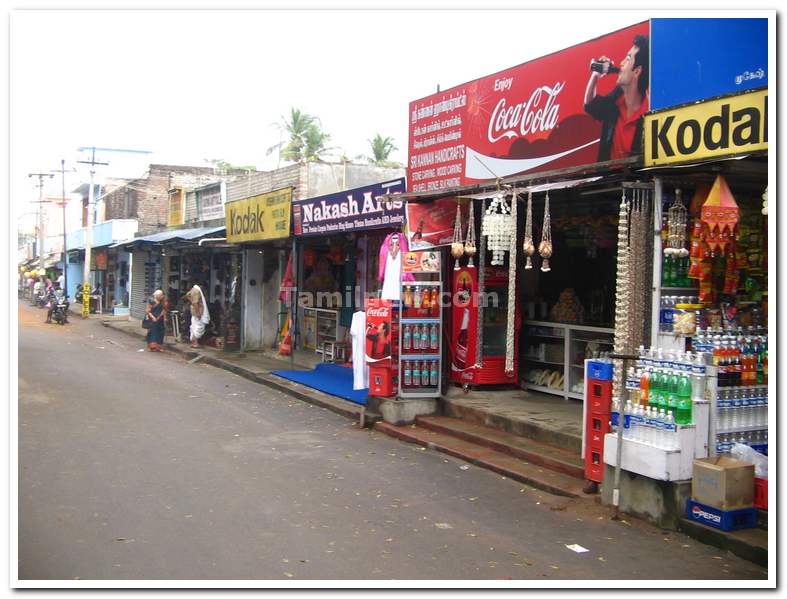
[271,363,368,405]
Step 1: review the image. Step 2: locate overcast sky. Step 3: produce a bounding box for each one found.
[9,6,764,233]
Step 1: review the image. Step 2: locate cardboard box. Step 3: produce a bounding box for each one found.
[692,456,754,510]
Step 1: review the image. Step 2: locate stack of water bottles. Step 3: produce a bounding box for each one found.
[610,345,706,452]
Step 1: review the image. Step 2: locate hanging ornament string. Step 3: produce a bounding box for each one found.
[475,198,487,370]
[451,201,465,270]
[481,185,514,266]
[505,186,518,375]
[523,191,535,269]
[538,191,553,272]
[664,188,689,259]
[464,200,477,268]
[612,187,631,401]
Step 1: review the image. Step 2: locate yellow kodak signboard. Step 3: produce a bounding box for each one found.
[644,89,767,166]
[226,187,292,243]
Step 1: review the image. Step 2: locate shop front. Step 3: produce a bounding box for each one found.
[224,186,294,353]
[270,178,406,404]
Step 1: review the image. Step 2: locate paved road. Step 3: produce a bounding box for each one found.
[17,302,768,581]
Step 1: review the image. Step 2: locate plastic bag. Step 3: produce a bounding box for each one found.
[730,443,768,479]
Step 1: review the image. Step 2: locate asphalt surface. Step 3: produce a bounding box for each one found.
[17,301,769,582]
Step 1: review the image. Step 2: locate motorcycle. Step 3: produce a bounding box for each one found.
[48,289,69,325]
[35,289,49,308]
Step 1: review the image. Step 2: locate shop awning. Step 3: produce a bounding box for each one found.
[114,226,226,249]
[456,176,604,199]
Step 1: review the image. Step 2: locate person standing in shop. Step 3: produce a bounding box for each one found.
[183,281,210,348]
[584,34,649,161]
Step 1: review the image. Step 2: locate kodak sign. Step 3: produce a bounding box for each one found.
[226,187,292,243]
[644,89,767,166]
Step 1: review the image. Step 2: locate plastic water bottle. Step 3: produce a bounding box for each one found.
[730,388,741,430]
[403,325,411,350]
[623,401,633,439]
[611,397,620,431]
[664,412,677,450]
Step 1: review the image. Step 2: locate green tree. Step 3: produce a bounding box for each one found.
[363,134,401,167]
[205,159,257,172]
[267,108,333,164]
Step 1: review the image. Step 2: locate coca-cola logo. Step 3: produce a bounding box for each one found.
[367,307,390,318]
[487,82,565,144]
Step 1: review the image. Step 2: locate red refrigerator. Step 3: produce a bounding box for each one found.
[450,266,521,389]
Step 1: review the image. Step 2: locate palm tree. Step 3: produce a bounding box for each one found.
[365,134,400,167]
[267,108,333,164]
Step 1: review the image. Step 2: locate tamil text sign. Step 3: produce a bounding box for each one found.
[293,178,406,236]
[196,182,226,221]
[644,89,767,166]
[407,22,649,191]
[226,187,293,243]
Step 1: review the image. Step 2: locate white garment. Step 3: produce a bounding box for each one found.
[189,285,211,340]
[380,251,402,300]
[350,311,369,390]
[56,274,64,289]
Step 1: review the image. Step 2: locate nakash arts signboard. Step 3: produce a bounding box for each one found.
[407,21,650,192]
[293,177,406,236]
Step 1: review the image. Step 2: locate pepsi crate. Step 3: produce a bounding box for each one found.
[587,360,613,381]
[686,499,757,532]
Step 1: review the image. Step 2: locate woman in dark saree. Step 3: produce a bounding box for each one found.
[145,289,167,352]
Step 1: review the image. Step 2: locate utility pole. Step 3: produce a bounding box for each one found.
[76,146,151,318]
[28,172,54,270]
[50,159,76,298]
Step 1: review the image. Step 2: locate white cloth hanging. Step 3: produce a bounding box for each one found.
[380,251,402,300]
[350,311,370,390]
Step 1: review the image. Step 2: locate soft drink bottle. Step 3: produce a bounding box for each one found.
[412,361,420,388]
[403,361,412,386]
[611,397,619,431]
[430,323,439,350]
[639,368,651,407]
[430,360,439,387]
[421,326,429,351]
[413,287,422,309]
[648,370,662,410]
[676,375,692,424]
[403,325,411,350]
[421,360,430,386]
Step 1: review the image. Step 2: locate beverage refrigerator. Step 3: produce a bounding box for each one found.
[450,265,521,390]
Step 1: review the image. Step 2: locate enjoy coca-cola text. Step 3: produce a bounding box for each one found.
[487,82,565,144]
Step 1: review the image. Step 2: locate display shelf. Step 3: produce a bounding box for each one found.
[401,317,440,324]
[525,358,565,366]
[524,383,566,396]
[716,425,768,434]
[400,353,440,360]
[567,391,584,400]
[661,286,699,292]
[399,278,442,400]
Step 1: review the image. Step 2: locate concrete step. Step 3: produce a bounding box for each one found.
[373,421,587,498]
[441,397,583,454]
[416,415,585,479]
[677,517,768,568]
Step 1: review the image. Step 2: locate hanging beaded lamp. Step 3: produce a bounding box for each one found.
[538,191,553,272]
[464,200,477,268]
[664,188,689,259]
[481,186,514,266]
[523,191,535,269]
[450,201,465,270]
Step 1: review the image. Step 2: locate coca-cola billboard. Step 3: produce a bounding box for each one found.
[407,22,649,192]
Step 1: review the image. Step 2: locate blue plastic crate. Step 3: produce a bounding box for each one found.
[587,360,613,381]
[686,499,757,532]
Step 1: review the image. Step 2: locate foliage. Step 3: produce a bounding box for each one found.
[363,134,401,167]
[268,108,334,163]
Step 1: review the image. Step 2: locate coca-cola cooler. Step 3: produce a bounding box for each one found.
[450,266,521,389]
[365,298,399,397]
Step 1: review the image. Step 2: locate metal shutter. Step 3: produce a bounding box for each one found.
[129,251,147,319]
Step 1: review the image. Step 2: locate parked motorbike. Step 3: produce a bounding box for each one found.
[51,290,69,325]
[35,289,49,308]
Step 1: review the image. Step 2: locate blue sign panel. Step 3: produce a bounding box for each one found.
[293,177,406,236]
[651,18,768,110]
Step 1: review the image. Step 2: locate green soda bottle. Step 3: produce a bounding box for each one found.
[648,370,662,410]
[676,375,693,424]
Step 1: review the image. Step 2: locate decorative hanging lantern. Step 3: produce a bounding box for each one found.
[701,175,740,254]
[451,201,465,270]
[464,200,477,268]
[522,192,535,269]
[664,188,689,258]
[538,191,553,272]
[481,187,514,266]
[689,183,710,216]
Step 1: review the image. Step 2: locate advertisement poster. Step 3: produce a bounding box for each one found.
[226,187,293,243]
[407,21,649,191]
[196,182,226,222]
[650,18,768,111]
[365,299,397,364]
[293,178,406,236]
[405,197,468,248]
[168,188,184,227]
[402,251,441,273]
